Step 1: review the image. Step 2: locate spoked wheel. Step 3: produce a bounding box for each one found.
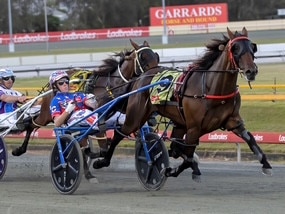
[0,137,8,179]
[49,134,83,195]
[135,132,169,191]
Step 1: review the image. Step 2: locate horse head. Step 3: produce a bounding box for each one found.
[84,40,159,108]
[226,27,258,81]
[128,39,160,75]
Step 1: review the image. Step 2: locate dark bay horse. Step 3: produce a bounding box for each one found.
[83,39,159,152]
[85,39,159,108]
[11,39,159,156]
[93,27,272,181]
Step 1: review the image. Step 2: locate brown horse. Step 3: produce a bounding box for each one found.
[93,27,272,181]
[85,39,159,108]
[11,39,159,156]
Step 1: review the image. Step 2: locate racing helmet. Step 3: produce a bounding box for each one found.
[0,68,15,78]
[49,70,69,86]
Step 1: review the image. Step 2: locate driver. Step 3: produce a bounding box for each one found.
[0,68,27,130]
[49,70,126,183]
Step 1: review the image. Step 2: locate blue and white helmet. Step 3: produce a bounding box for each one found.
[49,70,69,86]
[0,68,15,78]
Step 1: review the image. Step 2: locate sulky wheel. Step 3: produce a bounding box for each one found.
[0,137,8,180]
[49,134,84,195]
[135,132,169,191]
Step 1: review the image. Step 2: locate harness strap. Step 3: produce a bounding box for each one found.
[134,47,152,74]
[228,36,250,69]
[106,86,115,99]
[204,89,239,99]
[32,117,43,128]
[117,64,129,83]
[182,89,239,100]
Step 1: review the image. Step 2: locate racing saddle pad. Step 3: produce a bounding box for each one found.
[150,69,183,104]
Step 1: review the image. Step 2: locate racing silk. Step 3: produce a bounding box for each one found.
[50,92,87,119]
[50,92,99,128]
[0,85,23,114]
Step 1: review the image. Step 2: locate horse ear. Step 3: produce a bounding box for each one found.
[241,27,248,37]
[227,27,234,40]
[130,39,139,50]
[143,40,150,47]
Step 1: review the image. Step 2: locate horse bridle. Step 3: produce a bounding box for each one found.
[227,36,257,88]
[134,47,155,74]
[117,46,155,83]
[227,36,256,70]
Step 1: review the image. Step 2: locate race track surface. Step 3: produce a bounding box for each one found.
[0,150,284,214]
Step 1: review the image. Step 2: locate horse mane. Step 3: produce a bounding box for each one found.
[113,49,133,66]
[93,49,133,76]
[193,34,230,70]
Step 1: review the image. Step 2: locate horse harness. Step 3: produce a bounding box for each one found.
[172,36,255,123]
[92,46,158,100]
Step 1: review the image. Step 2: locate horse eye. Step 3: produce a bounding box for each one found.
[231,44,240,54]
[251,43,257,53]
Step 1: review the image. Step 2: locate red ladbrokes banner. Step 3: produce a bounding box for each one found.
[7,130,285,144]
[150,3,228,26]
[0,27,149,45]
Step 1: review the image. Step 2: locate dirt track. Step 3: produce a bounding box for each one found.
[0,151,285,214]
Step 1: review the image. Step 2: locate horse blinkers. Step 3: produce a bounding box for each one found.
[229,37,258,81]
[155,52,160,63]
[135,48,159,74]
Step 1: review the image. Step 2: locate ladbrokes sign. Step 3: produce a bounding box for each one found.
[150,3,228,26]
[0,27,149,45]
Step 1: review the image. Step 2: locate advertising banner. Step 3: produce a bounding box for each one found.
[0,27,149,45]
[7,130,285,144]
[150,3,228,26]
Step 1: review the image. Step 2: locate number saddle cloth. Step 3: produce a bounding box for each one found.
[150,68,191,105]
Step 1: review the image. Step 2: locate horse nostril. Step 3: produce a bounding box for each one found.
[245,69,256,81]
[245,70,251,75]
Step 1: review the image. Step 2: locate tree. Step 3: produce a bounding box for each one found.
[1,0,285,33]
[0,0,9,34]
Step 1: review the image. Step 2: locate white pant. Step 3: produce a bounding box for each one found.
[67,109,99,130]
[67,110,126,130]
[105,112,126,127]
[0,105,41,130]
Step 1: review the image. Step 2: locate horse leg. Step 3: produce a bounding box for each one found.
[11,129,32,156]
[232,125,272,175]
[12,117,34,156]
[82,149,98,183]
[163,130,201,182]
[96,132,110,156]
[168,125,187,158]
[84,133,110,158]
[93,129,125,169]
[163,154,201,180]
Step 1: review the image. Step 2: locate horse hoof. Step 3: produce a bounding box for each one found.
[85,171,99,184]
[160,167,172,177]
[93,159,110,169]
[168,149,180,159]
[192,174,201,183]
[11,148,25,156]
[262,167,273,176]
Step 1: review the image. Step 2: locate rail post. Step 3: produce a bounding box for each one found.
[236,143,241,163]
[35,67,40,77]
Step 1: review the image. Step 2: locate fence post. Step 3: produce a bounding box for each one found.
[236,143,241,163]
[35,67,40,77]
